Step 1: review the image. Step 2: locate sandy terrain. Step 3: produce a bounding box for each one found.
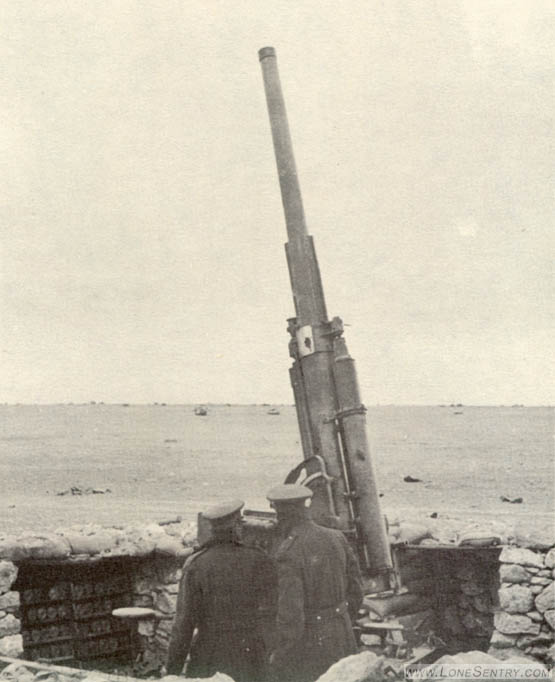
[1,404,553,535]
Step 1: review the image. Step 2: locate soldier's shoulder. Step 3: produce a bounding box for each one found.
[312,520,344,538]
[276,533,299,558]
[237,541,271,559]
[310,522,351,551]
[182,545,211,571]
[305,520,340,540]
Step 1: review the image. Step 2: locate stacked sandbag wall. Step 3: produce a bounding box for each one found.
[488,545,555,663]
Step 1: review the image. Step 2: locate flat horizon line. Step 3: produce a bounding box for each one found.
[1,402,552,408]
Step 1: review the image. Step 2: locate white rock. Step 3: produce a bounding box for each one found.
[0,634,23,657]
[499,564,530,584]
[315,651,384,682]
[499,585,534,614]
[527,611,543,622]
[494,613,540,635]
[499,547,544,568]
[530,576,551,585]
[534,582,555,613]
[544,609,555,630]
[0,561,17,593]
[0,613,20,637]
[545,549,555,569]
[0,591,19,610]
[489,630,517,649]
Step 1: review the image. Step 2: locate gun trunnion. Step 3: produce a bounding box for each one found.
[258,47,394,594]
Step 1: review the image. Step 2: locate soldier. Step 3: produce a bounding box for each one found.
[166,499,276,681]
[267,484,363,682]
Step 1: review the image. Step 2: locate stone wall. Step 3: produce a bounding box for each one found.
[1,518,554,667]
[488,546,555,663]
[0,560,22,658]
[0,521,196,664]
[131,556,183,667]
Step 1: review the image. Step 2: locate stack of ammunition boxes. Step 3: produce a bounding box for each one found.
[19,568,133,663]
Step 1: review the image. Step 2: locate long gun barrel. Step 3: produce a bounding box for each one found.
[258,47,394,591]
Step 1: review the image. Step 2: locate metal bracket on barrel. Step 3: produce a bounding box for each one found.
[323,404,367,424]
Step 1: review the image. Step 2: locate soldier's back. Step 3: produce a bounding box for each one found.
[273,520,361,682]
[186,541,275,681]
[285,520,351,610]
[192,542,272,621]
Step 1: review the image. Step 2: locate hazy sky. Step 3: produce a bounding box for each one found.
[1,1,554,405]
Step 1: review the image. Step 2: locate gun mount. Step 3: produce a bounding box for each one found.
[258,47,394,594]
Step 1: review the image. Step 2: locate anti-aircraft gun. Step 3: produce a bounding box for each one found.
[201,49,442,665]
[257,47,395,596]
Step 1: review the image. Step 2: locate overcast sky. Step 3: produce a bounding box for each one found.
[1,1,554,405]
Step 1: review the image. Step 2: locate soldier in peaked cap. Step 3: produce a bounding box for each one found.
[167,499,276,681]
[266,484,363,682]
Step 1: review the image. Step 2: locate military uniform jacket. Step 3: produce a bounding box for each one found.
[166,539,276,681]
[271,519,363,682]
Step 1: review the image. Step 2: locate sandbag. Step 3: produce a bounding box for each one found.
[62,531,119,556]
[364,591,428,619]
[11,533,70,560]
[397,522,431,544]
[155,535,193,557]
[0,537,21,562]
[458,532,501,547]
